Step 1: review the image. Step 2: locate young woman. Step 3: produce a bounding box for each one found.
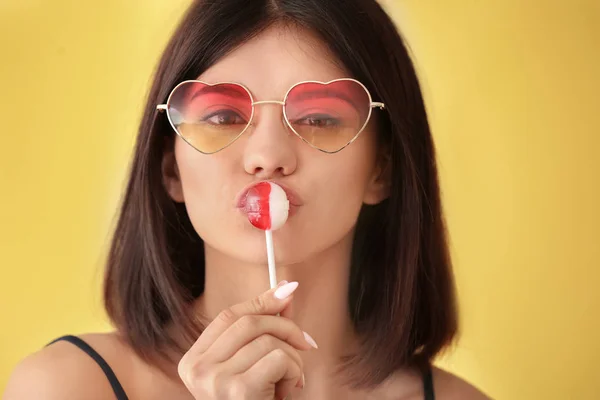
[5,0,490,399]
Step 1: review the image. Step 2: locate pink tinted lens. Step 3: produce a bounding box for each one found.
[284,80,371,152]
[167,82,252,153]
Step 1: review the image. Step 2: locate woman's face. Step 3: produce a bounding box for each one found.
[162,25,388,265]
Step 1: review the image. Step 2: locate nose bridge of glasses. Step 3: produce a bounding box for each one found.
[252,100,286,106]
[250,100,288,128]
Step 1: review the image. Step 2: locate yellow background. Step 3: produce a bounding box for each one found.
[1,1,598,398]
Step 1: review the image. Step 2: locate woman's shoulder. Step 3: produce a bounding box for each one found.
[429,367,491,400]
[3,332,133,400]
[379,366,490,400]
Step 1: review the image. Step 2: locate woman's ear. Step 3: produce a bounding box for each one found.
[363,149,391,205]
[161,138,185,203]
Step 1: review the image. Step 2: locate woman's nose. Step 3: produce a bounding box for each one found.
[243,107,297,179]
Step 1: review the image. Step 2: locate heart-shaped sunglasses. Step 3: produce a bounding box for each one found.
[157,78,385,154]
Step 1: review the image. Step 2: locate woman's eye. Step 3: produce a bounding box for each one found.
[295,114,341,128]
[202,110,246,125]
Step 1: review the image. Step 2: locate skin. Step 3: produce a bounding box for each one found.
[3,25,490,400]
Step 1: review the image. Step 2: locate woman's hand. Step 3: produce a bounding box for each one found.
[178,281,318,400]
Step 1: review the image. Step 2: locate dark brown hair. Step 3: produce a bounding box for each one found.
[104,0,457,389]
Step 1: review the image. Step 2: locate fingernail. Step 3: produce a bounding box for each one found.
[296,372,305,389]
[277,280,289,287]
[274,281,299,300]
[303,331,319,349]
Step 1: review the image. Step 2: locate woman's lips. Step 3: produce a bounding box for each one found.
[236,181,302,218]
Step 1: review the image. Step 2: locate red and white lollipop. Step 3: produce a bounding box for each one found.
[244,181,289,231]
[243,181,289,288]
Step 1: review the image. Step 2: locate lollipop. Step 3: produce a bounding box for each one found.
[243,182,289,288]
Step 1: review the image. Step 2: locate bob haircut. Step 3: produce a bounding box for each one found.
[104,0,457,388]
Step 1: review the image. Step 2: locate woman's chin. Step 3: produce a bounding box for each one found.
[199,222,316,266]
[208,236,306,267]
[233,243,302,266]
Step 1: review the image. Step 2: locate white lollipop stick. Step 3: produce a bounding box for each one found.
[266,230,277,289]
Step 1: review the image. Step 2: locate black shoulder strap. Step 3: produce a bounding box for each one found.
[423,367,435,400]
[47,335,129,400]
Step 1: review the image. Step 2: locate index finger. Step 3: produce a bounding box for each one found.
[189,281,299,355]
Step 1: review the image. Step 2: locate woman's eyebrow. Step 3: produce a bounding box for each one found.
[189,84,249,101]
[287,87,358,108]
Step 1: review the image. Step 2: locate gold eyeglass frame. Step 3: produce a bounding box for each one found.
[156,77,386,154]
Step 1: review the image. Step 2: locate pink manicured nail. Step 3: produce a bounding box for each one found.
[274,281,299,299]
[297,372,305,389]
[277,280,289,287]
[303,331,319,349]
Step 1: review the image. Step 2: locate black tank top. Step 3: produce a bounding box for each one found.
[48,335,435,400]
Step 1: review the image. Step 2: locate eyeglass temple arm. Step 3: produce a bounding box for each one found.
[371,102,385,110]
[157,104,167,111]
